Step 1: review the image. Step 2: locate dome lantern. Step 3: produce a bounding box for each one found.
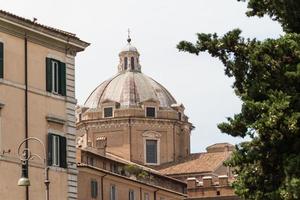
[118,34,141,72]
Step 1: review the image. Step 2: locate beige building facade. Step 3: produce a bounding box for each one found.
[77,147,187,200]
[0,10,88,200]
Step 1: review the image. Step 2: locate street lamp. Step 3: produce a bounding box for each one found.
[17,137,50,200]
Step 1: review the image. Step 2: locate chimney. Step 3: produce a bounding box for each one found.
[95,136,107,155]
[187,177,197,189]
[202,176,212,187]
[218,175,229,186]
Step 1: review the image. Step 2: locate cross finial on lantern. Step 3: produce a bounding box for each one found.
[127,28,131,43]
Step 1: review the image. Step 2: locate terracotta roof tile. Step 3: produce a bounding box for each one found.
[0,10,89,45]
[158,151,232,175]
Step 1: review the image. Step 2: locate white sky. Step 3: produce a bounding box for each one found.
[2,0,282,152]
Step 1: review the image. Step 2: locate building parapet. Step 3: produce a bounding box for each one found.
[187,175,238,199]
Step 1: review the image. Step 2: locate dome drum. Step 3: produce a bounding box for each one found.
[78,103,187,122]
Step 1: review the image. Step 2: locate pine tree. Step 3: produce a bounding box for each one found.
[177,1,300,199]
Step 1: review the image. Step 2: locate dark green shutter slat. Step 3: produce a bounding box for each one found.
[59,136,67,168]
[59,62,66,96]
[91,181,98,198]
[46,58,52,92]
[0,42,3,78]
[95,181,98,197]
[91,181,93,197]
[47,134,53,166]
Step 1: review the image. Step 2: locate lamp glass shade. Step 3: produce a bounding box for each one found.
[18,177,30,186]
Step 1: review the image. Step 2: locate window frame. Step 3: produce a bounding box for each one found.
[91,180,98,198]
[144,192,149,200]
[129,189,135,200]
[130,57,134,70]
[103,107,113,118]
[124,57,128,70]
[110,184,117,200]
[145,107,156,118]
[51,60,59,94]
[178,112,182,121]
[52,134,60,166]
[144,139,160,165]
[46,57,66,96]
[48,133,67,168]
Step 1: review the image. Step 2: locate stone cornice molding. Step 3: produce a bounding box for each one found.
[142,131,161,138]
[77,117,193,131]
[46,114,66,125]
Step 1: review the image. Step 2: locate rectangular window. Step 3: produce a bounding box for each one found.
[129,189,135,200]
[178,112,182,121]
[146,140,157,164]
[87,156,94,166]
[110,184,117,200]
[48,134,67,168]
[144,193,149,200]
[52,135,60,166]
[0,42,3,78]
[146,107,155,117]
[52,60,59,94]
[46,58,66,96]
[91,180,98,198]
[104,107,113,118]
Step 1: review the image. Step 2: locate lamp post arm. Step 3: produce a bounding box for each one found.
[17,137,47,164]
[17,137,50,200]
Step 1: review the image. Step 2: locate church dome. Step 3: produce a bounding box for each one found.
[84,37,177,109]
[84,72,177,108]
[121,43,138,52]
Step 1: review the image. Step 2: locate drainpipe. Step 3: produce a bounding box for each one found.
[101,174,107,200]
[24,33,29,200]
[140,187,142,200]
[173,123,176,162]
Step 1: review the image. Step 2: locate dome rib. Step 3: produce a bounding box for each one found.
[148,76,177,104]
[84,71,177,109]
[84,73,122,107]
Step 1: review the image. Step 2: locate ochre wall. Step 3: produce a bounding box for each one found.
[0,27,75,200]
[78,168,186,200]
[78,116,191,166]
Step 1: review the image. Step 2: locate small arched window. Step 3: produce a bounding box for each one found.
[131,57,134,70]
[124,57,128,70]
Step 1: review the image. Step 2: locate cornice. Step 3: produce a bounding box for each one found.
[0,19,88,55]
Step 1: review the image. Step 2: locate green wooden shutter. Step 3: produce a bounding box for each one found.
[91,181,98,198]
[0,42,3,78]
[46,58,52,92]
[59,62,66,96]
[47,134,53,166]
[95,181,98,197]
[91,181,94,197]
[59,136,67,168]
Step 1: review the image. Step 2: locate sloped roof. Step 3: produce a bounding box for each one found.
[0,10,89,46]
[158,151,232,176]
[79,148,186,185]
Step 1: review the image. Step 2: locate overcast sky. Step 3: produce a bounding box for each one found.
[2,0,282,152]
